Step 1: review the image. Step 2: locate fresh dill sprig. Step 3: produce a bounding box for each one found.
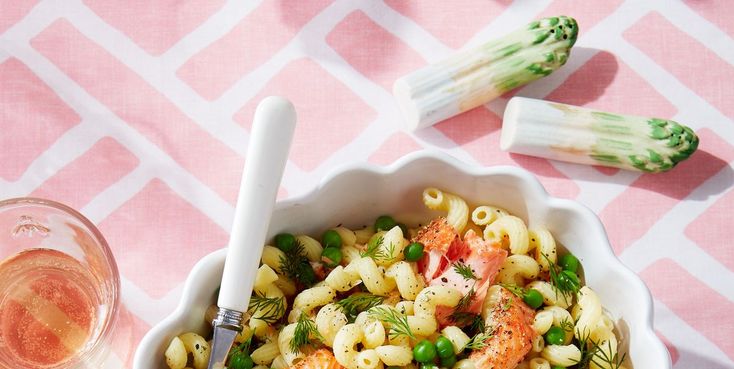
[335,293,384,322]
[501,297,513,311]
[248,293,285,324]
[559,318,574,333]
[456,286,476,311]
[361,236,386,259]
[499,283,524,298]
[590,340,627,369]
[289,312,323,354]
[572,328,625,369]
[448,311,477,327]
[279,240,315,287]
[448,285,476,324]
[360,236,398,262]
[383,241,397,262]
[542,253,580,301]
[463,325,495,351]
[469,314,486,335]
[452,261,479,280]
[573,328,598,369]
[368,306,415,340]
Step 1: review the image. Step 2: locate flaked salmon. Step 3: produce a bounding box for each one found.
[291,349,345,369]
[413,218,507,326]
[469,287,536,369]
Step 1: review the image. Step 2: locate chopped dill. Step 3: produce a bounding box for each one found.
[335,293,384,322]
[499,283,524,298]
[279,240,315,287]
[368,306,415,340]
[360,236,397,262]
[449,285,476,324]
[591,340,627,369]
[542,253,580,302]
[248,293,285,324]
[463,325,495,351]
[501,297,513,311]
[361,236,385,259]
[573,328,627,369]
[289,312,323,354]
[452,261,479,281]
[559,318,574,333]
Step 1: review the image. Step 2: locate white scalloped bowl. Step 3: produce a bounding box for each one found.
[133,151,669,369]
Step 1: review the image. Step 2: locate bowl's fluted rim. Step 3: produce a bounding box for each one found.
[134,150,670,369]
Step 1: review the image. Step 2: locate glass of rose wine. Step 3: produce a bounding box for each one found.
[0,198,119,369]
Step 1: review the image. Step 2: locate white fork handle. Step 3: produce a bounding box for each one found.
[217,96,296,313]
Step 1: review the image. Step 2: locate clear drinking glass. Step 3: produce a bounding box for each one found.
[0,198,119,369]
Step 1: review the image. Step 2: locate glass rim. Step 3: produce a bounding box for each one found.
[0,197,121,366]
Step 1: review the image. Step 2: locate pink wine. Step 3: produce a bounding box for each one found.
[0,248,99,368]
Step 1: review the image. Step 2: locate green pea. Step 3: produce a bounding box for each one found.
[228,352,254,369]
[435,336,454,359]
[404,242,425,262]
[561,270,580,286]
[322,230,342,249]
[523,288,544,309]
[413,339,437,363]
[551,366,566,369]
[375,215,397,232]
[545,326,565,345]
[558,253,580,273]
[440,355,457,369]
[420,364,439,369]
[274,233,296,252]
[321,247,343,268]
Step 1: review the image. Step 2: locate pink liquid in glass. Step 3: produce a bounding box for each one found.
[0,248,99,368]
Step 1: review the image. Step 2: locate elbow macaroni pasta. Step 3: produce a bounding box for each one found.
[355,349,380,369]
[333,226,357,247]
[296,235,324,262]
[410,286,462,336]
[165,332,209,369]
[385,261,424,300]
[497,254,541,285]
[541,344,582,367]
[471,205,508,226]
[529,228,557,272]
[573,286,602,339]
[333,324,364,369]
[325,265,361,291]
[525,280,572,309]
[375,345,413,366]
[315,303,348,347]
[355,257,397,296]
[483,215,530,254]
[251,342,280,365]
[290,286,336,322]
[441,326,471,355]
[422,187,469,233]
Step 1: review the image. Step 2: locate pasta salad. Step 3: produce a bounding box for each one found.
[164,188,628,369]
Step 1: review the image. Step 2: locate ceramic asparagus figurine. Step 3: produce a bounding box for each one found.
[394,16,578,130]
[501,97,699,172]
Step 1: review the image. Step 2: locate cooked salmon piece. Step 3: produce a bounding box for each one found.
[414,218,460,281]
[469,287,536,369]
[291,349,345,369]
[431,230,507,326]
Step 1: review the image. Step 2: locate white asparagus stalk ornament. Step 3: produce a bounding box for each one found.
[500,97,699,173]
[394,16,578,131]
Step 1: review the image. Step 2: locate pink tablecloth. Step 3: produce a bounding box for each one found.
[1,1,732,368]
